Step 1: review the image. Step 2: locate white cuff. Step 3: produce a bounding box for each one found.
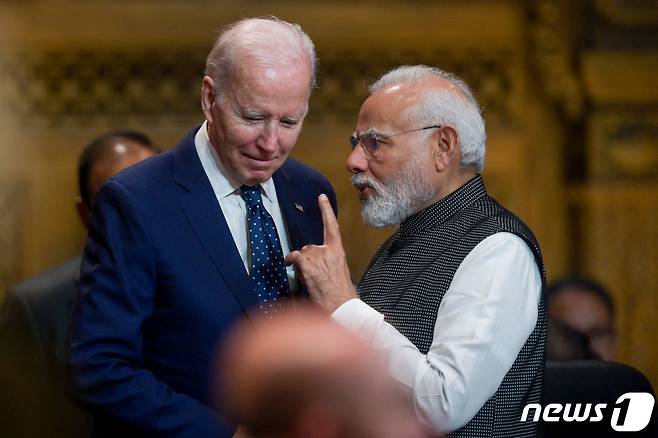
[331,298,382,334]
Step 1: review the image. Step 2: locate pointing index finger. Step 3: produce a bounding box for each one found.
[318,194,341,245]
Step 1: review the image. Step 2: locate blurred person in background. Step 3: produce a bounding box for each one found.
[545,318,597,361]
[2,130,158,368]
[547,276,617,361]
[0,129,158,437]
[219,306,430,438]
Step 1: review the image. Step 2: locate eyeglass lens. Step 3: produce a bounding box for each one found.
[350,132,380,155]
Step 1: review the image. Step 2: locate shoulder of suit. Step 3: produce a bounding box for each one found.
[101,151,176,202]
[106,126,198,196]
[113,150,173,185]
[281,158,332,188]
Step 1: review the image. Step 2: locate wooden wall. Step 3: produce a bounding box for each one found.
[0,0,656,387]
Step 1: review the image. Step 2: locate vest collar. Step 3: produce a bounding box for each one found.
[399,174,486,239]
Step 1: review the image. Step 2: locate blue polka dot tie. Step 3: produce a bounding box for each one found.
[240,185,290,314]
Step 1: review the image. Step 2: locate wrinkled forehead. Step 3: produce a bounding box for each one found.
[227,57,312,104]
[235,54,311,83]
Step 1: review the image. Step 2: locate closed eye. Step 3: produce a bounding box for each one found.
[244,115,264,123]
[280,118,300,128]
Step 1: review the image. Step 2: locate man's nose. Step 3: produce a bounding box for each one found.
[258,121,279,152]
[346,145,369,174]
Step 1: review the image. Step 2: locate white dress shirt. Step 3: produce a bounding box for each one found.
[332,232,541,434]
[194,122,296,289]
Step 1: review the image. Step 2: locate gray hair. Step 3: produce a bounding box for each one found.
[369,65,486,172]
[205,16,317,96]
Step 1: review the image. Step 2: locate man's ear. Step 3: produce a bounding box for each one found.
[201,76,217,123]
[433,126,459,172]
[76,199,90,229]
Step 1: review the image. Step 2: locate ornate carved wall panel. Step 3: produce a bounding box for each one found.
[574,183,658,378]
[528,0,584,120]
[0,183,26,298]
[572,0,658,386]
[588,110,658,181]
[0,0,537,283]
[0,49,206,121]
[0,47,513,124]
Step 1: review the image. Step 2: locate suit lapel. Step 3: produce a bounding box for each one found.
[174,128,258,314]
[273,167,318,298]
[273,167,318,251]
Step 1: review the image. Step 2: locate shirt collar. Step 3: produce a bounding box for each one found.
[196,120,276,201]
[399,174,487,239]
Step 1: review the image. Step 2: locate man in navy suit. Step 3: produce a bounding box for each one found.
[67,17,336,437]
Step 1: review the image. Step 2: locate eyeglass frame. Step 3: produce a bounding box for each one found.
[350,125,442,157]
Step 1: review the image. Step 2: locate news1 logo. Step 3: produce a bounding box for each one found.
[521,392,655,432]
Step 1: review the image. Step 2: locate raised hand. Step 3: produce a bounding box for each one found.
[285,194,357,313]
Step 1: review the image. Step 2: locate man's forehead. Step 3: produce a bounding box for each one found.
[356,76,458,131]
[243,61,307,80]
[367,76,456,105]
[98,140,153,162]
[356,86,419,132]
[232,58,310,89]
[233,50,311,80]
[226,60,311,114]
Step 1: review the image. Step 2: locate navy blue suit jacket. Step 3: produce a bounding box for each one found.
[68,127,336,437]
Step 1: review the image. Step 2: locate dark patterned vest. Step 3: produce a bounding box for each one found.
[358,175,547,437]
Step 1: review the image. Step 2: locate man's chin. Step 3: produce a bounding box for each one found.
[240,168,278,186]
[362,214,392,229]
[361,205,389,228]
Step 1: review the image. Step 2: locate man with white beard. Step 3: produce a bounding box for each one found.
[286,65,547,437]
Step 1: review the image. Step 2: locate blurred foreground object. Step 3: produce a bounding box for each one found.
[219,306,429,438]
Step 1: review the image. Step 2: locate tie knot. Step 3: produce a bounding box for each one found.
[240,185,263,207]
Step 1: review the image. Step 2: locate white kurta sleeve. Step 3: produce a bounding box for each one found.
[331,232,541,434]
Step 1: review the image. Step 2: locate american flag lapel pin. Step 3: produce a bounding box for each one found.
[294,202,304,213]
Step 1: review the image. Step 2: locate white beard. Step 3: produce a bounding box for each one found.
[352,154,436,227]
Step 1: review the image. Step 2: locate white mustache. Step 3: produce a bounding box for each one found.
[351,174,382,193]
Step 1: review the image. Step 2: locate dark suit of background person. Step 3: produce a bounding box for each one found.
[67,17,336,438]
[0,130,158,437]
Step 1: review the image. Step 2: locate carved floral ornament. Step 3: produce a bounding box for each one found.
[0,48,512,123]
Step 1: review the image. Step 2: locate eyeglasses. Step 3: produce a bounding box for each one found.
[350,125,441,157]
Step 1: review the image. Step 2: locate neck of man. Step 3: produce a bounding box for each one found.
[427,167,478,208]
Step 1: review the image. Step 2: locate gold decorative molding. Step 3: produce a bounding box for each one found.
[594,0,658,25]
[528,0,585,120]
[571,182,658,388]
[0,49,205,121]
[0,182,26,296]
[588,110,658,180]
[582,52,658,105]
[0,47,514,124]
